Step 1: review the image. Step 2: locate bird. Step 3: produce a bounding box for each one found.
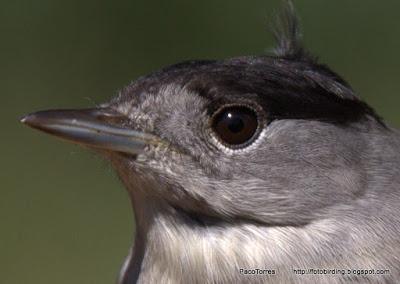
[21,1,400,284]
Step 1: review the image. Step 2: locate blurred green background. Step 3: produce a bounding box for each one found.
[2,0,400,283]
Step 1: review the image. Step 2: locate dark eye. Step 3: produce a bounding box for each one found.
[211,106,259,148]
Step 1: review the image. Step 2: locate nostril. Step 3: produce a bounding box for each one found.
[91,108,130,126]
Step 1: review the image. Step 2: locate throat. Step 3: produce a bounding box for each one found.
[120,195,276,283]
[119,191,340,284]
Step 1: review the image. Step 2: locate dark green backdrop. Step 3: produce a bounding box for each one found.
[2,0,400,283]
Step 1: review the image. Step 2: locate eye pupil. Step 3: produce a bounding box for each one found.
[212,106,259,148]
[226,113,244,133]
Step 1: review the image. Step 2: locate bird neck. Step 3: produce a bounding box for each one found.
[118,189,348,284]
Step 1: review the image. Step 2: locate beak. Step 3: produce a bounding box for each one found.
[20,108,158,155]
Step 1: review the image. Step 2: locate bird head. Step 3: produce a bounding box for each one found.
[21,3,390,281]
[21,55,384,225]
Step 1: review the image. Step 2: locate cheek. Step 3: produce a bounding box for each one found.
[327,168,364,195]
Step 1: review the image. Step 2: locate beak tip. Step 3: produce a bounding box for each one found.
[20,113,37,127]
[20,114,30,125]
